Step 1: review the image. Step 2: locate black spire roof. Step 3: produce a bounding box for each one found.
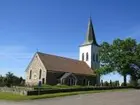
[82,18,99,46]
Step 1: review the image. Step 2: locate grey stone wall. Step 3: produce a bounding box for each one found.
[25,53,47,86]
[0,87,33,95]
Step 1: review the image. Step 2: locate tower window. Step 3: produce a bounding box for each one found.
[96,54,98,62]
[82,53,84,61]
[93,53,95,61]
[39,69,42,79]
[86,52,88,61]
[29,70,32,79]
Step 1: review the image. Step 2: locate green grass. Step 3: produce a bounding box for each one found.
[0,92,29,101]
[0,89,133,101]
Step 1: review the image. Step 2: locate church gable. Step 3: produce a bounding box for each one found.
[25,53,47,86]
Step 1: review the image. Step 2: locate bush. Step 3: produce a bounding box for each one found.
[103,81,109,86]
[28,86,134,95]
[34,84,92,90]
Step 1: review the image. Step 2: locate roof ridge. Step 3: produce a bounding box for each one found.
[37,51,83,63]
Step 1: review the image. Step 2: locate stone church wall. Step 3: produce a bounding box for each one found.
[25,54,47,86]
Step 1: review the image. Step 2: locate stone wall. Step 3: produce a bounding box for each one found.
[25,53,47,86]
[0,87,33,95]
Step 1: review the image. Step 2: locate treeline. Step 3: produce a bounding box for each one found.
[0,72,25,87]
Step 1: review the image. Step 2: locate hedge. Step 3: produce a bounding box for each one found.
[27,86,135,96]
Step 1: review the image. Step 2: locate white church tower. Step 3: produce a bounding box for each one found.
[79,18,100,84]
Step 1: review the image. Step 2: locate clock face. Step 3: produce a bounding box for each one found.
[33,73,37,80]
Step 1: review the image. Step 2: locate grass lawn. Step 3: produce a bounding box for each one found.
[0,89,133,101]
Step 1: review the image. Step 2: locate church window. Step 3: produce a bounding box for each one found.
[29,70,32,79]
[93,53,95,61]
[86,52,89,61]
[96,54,98,62]
[39,69,42,79]
[82,53,84,61]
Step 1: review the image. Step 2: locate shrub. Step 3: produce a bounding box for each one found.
[103,81,109,86]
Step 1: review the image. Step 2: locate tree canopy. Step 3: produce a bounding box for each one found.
[97,38,140,86]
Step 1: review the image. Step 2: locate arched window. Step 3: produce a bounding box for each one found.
[93,53,95,61]
[29,70,32,79]
[39,69,42,79]
[96,54,98,62]
[86,52,88,61]
[82,53,84,61]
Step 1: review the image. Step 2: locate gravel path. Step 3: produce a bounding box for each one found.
[0,90,140,105]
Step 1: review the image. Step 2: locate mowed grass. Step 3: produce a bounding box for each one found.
[0,92,28,101]
[0,89,133,101]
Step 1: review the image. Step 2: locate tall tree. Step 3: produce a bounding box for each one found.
[130,43,140,86]
[97,38,138,86]
[5,72,14,87]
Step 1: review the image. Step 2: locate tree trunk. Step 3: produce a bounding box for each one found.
[123,74,127,86]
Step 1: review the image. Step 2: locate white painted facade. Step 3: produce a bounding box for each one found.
[79,45,92,67]
[79,44,100,85]
[79,44,100,70]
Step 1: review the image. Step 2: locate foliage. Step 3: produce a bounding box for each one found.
[0,72,25,87]
[34,84,93,90]
[103,81,109,86]
[102,80,119,87]
[97,38,140,86]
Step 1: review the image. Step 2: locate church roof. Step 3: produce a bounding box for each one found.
[81,18,99,46]
[37,52,95,76]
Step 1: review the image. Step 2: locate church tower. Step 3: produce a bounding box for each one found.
[79,18,100,84]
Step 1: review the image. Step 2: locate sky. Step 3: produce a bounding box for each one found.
[0,0,140,83]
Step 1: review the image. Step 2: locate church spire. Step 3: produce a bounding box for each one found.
[83,17,99,46]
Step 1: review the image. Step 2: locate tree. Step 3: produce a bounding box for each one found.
[131,43,140,86]
[0,75,5,86]
[103,81,109,86]
[5,72,14,87]
[97,38,138,86]
[0,72,25,87]
[111,38,137,86]
[109,80,112,86]
[96,42,113,75]
[130,63,140,86]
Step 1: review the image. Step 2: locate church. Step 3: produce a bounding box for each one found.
[25,18,100,86]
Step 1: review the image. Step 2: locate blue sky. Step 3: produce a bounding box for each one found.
[0,0,140,83]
